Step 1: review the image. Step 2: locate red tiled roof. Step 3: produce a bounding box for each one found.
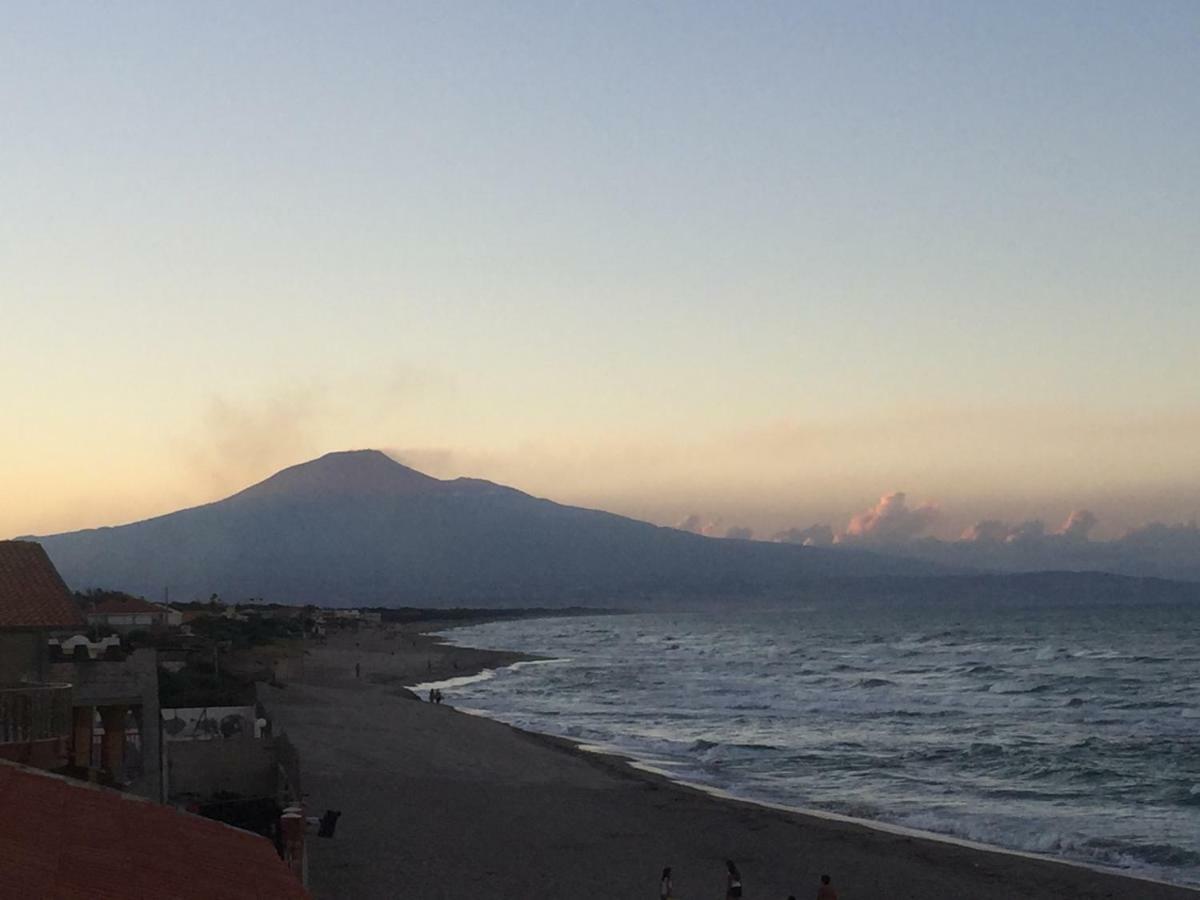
[0,760,310,899]
[88,595,166,616]
[0,541,85,630]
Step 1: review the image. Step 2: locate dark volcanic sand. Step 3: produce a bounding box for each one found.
[264,625,1198,900]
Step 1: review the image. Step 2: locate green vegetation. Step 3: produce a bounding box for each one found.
[187,613,304,649]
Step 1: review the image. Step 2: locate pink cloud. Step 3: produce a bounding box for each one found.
[959,519,1010,543]
[839,492,939,544]
[1055,509,1098,541]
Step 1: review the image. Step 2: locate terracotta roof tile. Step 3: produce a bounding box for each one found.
[0,541,84,630]
[0,760,310,899]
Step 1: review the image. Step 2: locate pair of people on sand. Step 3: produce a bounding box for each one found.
[658,860,743,899]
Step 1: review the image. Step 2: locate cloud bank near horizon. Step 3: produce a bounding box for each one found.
[689,490,1200,580]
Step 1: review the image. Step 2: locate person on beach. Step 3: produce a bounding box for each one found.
[659,866,673,899]
[725,860,743,898]
[816,874,837,900]
[355,662,361,679]
[428,688,435,703]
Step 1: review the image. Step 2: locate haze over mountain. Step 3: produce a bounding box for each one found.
[28,450,942,606]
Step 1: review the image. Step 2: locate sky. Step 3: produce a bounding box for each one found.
[2,1,1198,542]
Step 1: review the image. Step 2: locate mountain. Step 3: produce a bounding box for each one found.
[27,450,940,606]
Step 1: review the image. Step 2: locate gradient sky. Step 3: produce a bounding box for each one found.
[3,1,1198,540]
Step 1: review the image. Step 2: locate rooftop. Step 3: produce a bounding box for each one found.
[0,758,309,899]
[0,541,84,631]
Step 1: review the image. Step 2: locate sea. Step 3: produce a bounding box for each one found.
[430,599,1200,888]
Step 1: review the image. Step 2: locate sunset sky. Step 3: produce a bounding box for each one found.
[3,2,1198,541]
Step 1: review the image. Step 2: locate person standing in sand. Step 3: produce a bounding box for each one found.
[659,866,673,899]
[725,859,743,898]
[816,874,838,899]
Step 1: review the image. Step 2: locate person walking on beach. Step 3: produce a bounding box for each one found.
[725,860,743,898]
[659,866,673,899]
[816,874,838,900]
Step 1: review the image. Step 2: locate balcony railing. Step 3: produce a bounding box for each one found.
[0,683,73,745]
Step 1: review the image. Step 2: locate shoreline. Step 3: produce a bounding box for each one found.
[424,624,1200,895]
[268,624,1200,899]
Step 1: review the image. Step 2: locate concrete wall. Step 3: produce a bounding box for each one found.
[165,737,276,800]
[161,706,259,742]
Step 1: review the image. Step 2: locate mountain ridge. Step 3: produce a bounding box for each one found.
[26,449,942,606]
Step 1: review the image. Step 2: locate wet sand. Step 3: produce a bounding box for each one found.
[265,625,1198,899]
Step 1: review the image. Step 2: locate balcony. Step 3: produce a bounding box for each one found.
[0,683,73,766]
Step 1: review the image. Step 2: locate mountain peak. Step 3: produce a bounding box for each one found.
[231,449,441,502]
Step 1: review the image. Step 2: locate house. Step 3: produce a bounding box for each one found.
[0,540,85,682]
[0,757,310,898]
[0,541,84,769]
[0,542,162,797]
[85,594,175,632]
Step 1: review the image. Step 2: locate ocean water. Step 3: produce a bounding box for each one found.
[435,600,1200,887]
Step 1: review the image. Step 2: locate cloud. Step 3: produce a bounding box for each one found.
[1118,519,1199,547]
[1004,520,1046,545]
[1055,509,1098,542]
[959,518,1048,545]
[959,519,1010,543]
[182,388,327,497]
[674,514,723,537]
[773,524,835,547]
[1112,520,1200,568]
[838,492,939,544]
[724,525,754,540]
[958,513,1099,546]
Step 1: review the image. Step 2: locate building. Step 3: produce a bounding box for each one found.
[0,541,83,769]
[0,541,162,798]
[0,757,310,898]
[48,642,162,800]
[85,594,175,633]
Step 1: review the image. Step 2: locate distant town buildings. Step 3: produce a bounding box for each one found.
[0,540,313,895]
[0,540,380,895]
[85,594,181,632]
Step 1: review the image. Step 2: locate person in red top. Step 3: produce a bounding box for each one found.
[816,873,839,899]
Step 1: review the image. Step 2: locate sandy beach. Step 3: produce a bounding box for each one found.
[264,625,1198,900]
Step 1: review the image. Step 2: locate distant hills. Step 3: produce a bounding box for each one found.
[28,450,942,606]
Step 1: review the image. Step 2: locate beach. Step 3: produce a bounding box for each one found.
[265,626,1198,899]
